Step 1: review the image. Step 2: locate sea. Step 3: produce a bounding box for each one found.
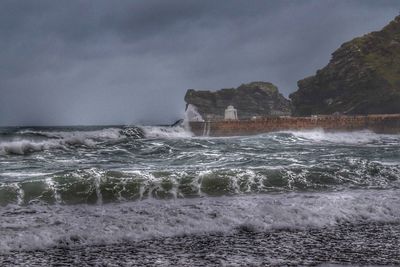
[0,125,399,266]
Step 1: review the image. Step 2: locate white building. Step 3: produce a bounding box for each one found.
[224,105,238,120]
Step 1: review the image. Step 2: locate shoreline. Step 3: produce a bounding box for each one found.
[2,222,400,266]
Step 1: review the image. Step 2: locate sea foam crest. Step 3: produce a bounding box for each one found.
[0,140,60,155]
[141,126,193,139]
[0,189,399,252]
[0,126,195,155]
[0,128,124,155]
[285,129,400,144]
[17,128,122,141]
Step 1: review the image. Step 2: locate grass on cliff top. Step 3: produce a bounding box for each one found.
[365,50,400,89]
[355,21,400,89]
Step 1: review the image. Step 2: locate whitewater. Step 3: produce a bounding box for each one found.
[0,125,400,266]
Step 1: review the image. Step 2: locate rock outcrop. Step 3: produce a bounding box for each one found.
[290,16,400,116]
[184,82,291,120]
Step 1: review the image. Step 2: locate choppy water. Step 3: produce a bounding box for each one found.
[0,125,400,265]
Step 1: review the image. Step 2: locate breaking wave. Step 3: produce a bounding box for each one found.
[0,128,124,155]
[16,128,122,140]
[1,189,400,252]
[1,127,399,156]
[1,161,399,206]
[0,140,61,155]
[0,126,192,155]
[0,125,399,254]
[285,129,400,145]
[140,125,193,139]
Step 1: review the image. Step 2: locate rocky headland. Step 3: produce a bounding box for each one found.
[184,82,291,120]
[184,15,400,122]
[290,16,400,116]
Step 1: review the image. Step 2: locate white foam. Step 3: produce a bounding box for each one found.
[1,172,52,178]
[141,126,193,139]
[0,189,399,252]
[184,104,204,123]
[18,128,122,141]
[284,129,400,144]
[0,140,61,155]
[0,128,124,155]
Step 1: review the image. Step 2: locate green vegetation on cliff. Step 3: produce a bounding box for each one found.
[290,16,400,115]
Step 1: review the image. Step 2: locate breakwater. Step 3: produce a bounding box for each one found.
[188,114,400,136]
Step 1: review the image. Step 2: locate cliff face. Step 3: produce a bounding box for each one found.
[290,16,400,116]
[184,82,291,120]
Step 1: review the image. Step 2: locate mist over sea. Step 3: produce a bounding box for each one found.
[1,125,400,265]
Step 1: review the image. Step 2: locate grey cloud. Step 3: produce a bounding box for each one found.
[0,0,399,125]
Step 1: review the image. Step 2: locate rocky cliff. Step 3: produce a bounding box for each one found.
[184,82,291,120]
[290,16,400,116]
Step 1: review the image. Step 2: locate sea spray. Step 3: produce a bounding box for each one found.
[184,104,204,123]
[183,103,204,134]
[140,125,193,139]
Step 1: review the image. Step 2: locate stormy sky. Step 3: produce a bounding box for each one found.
[0,1,399,126]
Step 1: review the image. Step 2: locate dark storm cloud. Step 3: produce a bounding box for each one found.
[0,0,399,126]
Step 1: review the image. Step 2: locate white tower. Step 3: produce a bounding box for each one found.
[224,105,238,120]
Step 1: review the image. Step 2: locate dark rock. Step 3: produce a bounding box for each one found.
[290,16,400,116]
[184,81,291,120]
[171,119,184,127]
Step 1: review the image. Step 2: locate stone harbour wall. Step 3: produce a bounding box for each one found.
[188,114,400,136]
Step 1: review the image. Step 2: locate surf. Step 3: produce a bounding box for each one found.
[1,189,400,252]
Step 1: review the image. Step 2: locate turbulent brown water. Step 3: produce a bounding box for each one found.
[0,125,399,266]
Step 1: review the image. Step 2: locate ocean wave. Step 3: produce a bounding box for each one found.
[2,127,398,156]
[0,128,125,155]
[17,128,123,141]
[0,138,99,156]
[0,189,399,252]
[16,126,193,140]
[0,140,61,155]
[0,126,194,155]
[140,125,193,139]
[1,163,399,206]
[284,129,400,144]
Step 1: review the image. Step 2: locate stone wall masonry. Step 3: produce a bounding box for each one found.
[188,114,400,136]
